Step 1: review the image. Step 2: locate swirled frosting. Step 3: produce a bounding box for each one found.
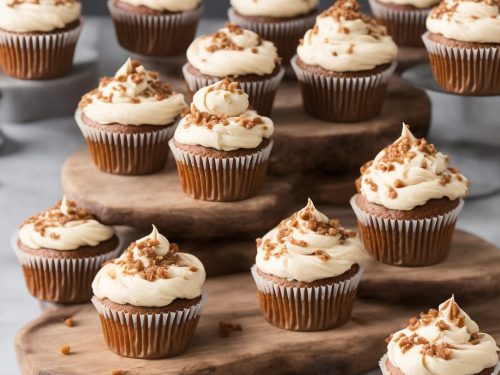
[297,0,398,72]
[357,124,468,211]
[19,196,115,251]
[0,0,81,33]
[187,23,279,77]
[426,0,500,43]
[386,296,499,375]
[92,226,206,307]
[231,0,319,17]
[118,0,200,12]
[79,58,187,126]
[378,0,439,10]
[174,80,274,151]
[255,199,367,282]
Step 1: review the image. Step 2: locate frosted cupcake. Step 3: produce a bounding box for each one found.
[183,23,284,116]
[381,296,499,374]
[369,0,438,46]
[351,124,468,266]
[228,0,318,64]
[15,197,118,303]
[108,0,203,57]
[170,79,274,201]
[292,0,398,123]
[92,226,206,359]
[77,58,187,175]
[252,199,367,331]
[0,0,82,79]
[423,0,500,95]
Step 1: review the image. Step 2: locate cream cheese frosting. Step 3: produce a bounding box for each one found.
[230,0,319,18]
[297,0,398,72]
[386,296,499,375]
[358,124,469,211]
[378,0,439,10]
[255,199,367,282]
[79,58,187,126]
[118,0,200,12]
[174,79,274,151]
[19,196,115,251]
[92,226,206,307]
[187,23,279,77]
[0,0,81,33]
[426,0,500,43]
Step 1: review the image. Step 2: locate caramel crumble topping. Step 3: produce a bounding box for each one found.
[420,342,455,360]
[63,318,75,327]
[60,345,71,355]
[205,23,262,53]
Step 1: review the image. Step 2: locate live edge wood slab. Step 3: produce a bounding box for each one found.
[16,273,500,375]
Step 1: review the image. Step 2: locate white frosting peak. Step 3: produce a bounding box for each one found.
[255,199,367,282]
[358,124,469,210]
[117,0,200,12]
[92,227,206,307]
[174,80,274,151]
[387,296,499,375]
[378,0,439,9]
[426,0,500,43]
[231,0,319,17]
[297,0,398,72]
[187,23,279,77]
[0,0,81,33]
[80,59,187,126]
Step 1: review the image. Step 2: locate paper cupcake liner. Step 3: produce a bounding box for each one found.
[169,139,273,202]
[92,294,204,359]
[11,233,121,304]
[350,196,464,266]
[108,1,203,57]
[251,265,363,331]
[182,63,285,116]
[0,23,82,79]
[379,354,500,375]
[227,8,317,65]
[75,109,174,175]
[369,0,430,47]
[422,32,500,95]
[291,56,397,122]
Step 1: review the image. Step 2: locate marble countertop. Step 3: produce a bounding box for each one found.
[1,17,499,375]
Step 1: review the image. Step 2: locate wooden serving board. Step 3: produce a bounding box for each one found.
[16,273,500,375]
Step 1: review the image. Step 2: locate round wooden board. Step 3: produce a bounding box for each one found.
[15,273,500,375]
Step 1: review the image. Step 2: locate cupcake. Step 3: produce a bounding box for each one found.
[292,0,398,123]
[251,199,367,331]
[0,0,82,79]
[423,0,500,95]
[15,196,118,304]
[76,58,187,175]
[169,79,274,202]
[351,124,468,267]
[381,296,499,374]
[228,0,318,65]
[107,0,203,57]
[183,23,284,116]
[92,226,206,359]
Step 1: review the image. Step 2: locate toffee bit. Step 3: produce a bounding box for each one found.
[63,318,75,327]
[111,370,125,375]
[60,345,71,355]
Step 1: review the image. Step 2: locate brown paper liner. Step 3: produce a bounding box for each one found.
[0,23,82,80]
[108,1,203,57]
[422,32,500,95]
[169,139,273,202]
[75,110,173,175]
[368,0,430,47]
[351,196,464,266]
[92,297,203,359]
[291,56,397,123]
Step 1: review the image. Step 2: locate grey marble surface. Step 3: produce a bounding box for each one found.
[1,17,499,375]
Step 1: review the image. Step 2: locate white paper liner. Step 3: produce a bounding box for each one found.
[182,63,285,115]
[350,195,464,265]
[0,23,82,79]
[107,1,203,56]
[379,353,500,375]
[422,32,500,94]
[227,7,317,63]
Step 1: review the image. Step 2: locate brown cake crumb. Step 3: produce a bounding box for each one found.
[63,318,75,327]
[219,321,242,338]
[60,345,71,355]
